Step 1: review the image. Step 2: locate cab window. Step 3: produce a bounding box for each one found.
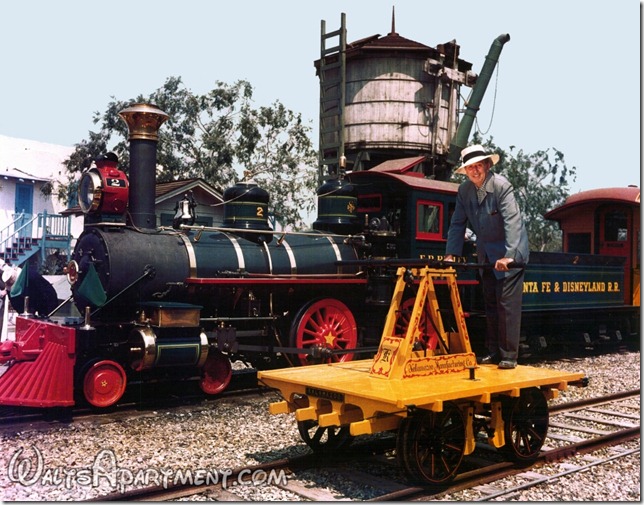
[604,210,628,241]
[357,193,382,213]
[416,200,443,240]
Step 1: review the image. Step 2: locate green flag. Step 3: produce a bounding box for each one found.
[9,262,28,298]
[77,263,107,307]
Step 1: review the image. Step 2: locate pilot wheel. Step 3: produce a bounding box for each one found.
[82,359,127,408]
[199,350,233,395]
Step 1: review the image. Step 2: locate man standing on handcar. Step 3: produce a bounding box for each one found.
[444,145,529,369]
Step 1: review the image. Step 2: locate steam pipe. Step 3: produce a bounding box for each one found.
[446,33,510,167]
[118,103,169,229]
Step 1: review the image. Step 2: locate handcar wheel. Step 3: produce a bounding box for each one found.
[199,350,232,395]
[83,360,127,408]
[297,419,353,454]
[289,298,358,366]
[396,416,420,479]
[395,298,439,350]
[500,387,549,463]
[405,402,466,486]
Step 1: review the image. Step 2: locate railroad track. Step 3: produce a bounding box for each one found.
[0,368,260,433]
[0,346,634,428]
[84,389,640,501]
[1,345,634,428]
[386,389,641,501]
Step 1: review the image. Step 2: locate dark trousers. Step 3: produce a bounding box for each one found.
[481,267,524,360]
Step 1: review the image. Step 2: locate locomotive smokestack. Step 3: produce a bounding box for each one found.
[118,103,169,229]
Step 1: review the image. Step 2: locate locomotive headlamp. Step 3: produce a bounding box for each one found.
[78,154,129,216]
[65,260,79,285]
[78,169,102,213]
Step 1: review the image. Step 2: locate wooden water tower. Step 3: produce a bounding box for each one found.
[316,11,478,182]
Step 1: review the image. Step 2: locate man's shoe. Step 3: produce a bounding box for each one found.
[477,354,499,365]
[498,359,517,369]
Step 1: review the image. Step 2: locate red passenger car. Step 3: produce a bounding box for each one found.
[545,186,640,307]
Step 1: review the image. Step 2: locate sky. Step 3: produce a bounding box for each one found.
[0,0,640,195]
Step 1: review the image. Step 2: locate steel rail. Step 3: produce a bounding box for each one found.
[81,389,640,502]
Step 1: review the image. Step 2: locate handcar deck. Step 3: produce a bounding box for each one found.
[258,358,584,437]
[259,267,585,437]
[259,359,584,411]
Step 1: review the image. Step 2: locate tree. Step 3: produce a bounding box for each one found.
[236,101,319,227]
[457,134,577,252]
[60,77,319,229]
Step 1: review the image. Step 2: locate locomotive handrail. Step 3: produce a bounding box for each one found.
[233,342,380,357]
[243,272,366,278]
[336,258,525,269]
[173,223,362,240]
[47,294,74,318]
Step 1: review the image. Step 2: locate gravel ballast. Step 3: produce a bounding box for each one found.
[0,350,639,501]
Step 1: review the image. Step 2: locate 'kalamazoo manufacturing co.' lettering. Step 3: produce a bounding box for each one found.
[523,281,620,294]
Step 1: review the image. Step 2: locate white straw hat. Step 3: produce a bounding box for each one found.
[454,144,500,174]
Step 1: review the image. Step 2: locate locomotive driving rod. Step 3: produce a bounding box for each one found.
[336,258,525,269]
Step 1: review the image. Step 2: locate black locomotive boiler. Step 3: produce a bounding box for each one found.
[0,104,389,408]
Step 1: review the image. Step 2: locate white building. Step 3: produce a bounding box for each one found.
[0,135,75,218]
[0,135,80,270]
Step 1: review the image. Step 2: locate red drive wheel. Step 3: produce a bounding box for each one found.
[199,350,232,395]
[395,298,439,350]
[83,360,127,408]
[289,298,358,366]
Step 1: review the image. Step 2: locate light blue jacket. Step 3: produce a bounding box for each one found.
[446,172,529,278]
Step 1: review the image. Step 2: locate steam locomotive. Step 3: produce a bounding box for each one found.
[0,22,638,409]
[0,102,638,409]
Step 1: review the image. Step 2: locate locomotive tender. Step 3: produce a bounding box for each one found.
[0,18,638,409]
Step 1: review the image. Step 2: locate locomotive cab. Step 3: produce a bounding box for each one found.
[348,156,460,260]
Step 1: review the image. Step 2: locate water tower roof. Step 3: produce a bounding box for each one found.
[315,31,473,73]
[347,31,437,56]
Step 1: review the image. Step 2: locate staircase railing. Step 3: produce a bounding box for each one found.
[0,211,25,248]
[0,213,37,262]
[0,211,72,268]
